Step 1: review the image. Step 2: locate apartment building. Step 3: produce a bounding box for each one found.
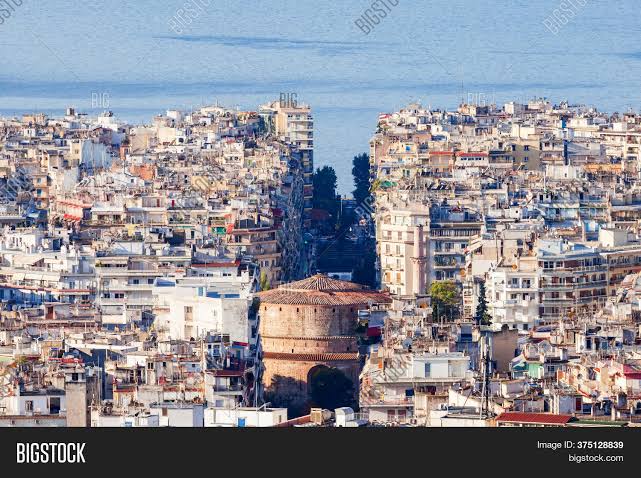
[537,240,608,322]
[260,100,313,225]
[361,349,471,425]
[487,255,540,331]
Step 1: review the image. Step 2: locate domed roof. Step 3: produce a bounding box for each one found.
[257,274,391,306]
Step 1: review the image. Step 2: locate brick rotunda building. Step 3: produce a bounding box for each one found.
[257,274,390,413]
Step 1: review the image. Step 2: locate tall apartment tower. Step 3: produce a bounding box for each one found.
[260,99,314,227]
[377,207,430,297]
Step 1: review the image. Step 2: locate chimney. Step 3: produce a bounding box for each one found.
[412,224,426,295]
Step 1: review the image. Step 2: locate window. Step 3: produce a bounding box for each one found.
[424,363,431,377]
[49,397,61,414]
[25,401,33,412]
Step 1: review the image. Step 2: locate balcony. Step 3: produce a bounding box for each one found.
[211,384,243,393]
[360,396,415,408]
[433,249,460,256]
[98,298,153,306]
[540,265,606,273]
[102,284,154,291]
[434,263,461,269]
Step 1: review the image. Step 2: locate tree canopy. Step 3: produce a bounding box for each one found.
[475,281,492,325]
[259,270,271,291]
[352,153,370,206]
[313,166,337,209]
[312,166,340,229]
[429,281,460,321]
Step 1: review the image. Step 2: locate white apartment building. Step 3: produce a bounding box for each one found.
[361,351,471,425]
[537,240,608,321]
[152,274,254,343]
[204,407,287,427]
[487,255,540,331]
[0,236,95,307]
[95,240,192,326]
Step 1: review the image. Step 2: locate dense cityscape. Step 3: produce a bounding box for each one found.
[0,96,640,429]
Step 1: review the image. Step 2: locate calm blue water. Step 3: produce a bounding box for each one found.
[1,0,640,193]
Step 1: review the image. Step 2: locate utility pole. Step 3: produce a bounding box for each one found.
[480,333,492,419]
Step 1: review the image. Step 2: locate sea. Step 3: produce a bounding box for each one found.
[1,0,640,193]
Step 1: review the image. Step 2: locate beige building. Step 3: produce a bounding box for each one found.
[377,206,430,297]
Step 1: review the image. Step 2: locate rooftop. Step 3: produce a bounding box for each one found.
[256,274,391,306]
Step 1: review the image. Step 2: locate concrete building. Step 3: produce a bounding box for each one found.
[152,274,254,343]
[204,406,287,427]
[538,240,608,321]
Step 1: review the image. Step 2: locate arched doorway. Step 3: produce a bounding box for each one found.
[307,365,355,411]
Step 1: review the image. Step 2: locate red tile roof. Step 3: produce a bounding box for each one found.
[496,412,574,425]
[257,273,391,306]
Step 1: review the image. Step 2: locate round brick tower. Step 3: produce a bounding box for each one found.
[257,274,390,414]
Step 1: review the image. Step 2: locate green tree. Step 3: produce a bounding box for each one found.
[429,281,460,321]
[352,153,370,206]
[259,270,271,291]
[313,166,338,208]
[475,281,492,325]
[313,166,339,225]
